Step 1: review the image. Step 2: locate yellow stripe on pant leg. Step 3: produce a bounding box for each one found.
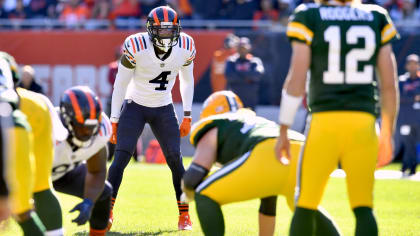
[339,112,377,209]
[199,138,301,205]
[9,128,35,215]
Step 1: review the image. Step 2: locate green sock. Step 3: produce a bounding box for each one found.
[315,208,341,236]
[33,189,63,231]
[290,207,316,236]
[17,211,46,236]
[353,207,378,236]
[195,193,224,236]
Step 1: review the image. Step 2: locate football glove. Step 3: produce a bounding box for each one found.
[70,198,94,226]
[110,122,118,144]
[180,117,192,138]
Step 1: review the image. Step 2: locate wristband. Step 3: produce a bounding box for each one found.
[279,90,303,126]
[110,117,119,123]
[184,111,191,117]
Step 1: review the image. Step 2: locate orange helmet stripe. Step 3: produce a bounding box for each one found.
[163,7,169,22]
[67,90,84,124]
[173,11,178,25]
[153,10,160,25]
[82,90,96,120]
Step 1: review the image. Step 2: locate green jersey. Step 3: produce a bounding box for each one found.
[287,3,399,116]
[190,109,304,165]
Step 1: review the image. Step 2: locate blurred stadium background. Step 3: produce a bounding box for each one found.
[1,0,419,156]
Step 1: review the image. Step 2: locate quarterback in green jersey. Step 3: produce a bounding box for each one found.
[275,0,400,235]
[181,91,341,236]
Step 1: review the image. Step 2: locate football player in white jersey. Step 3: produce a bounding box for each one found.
[107,6,195,230]
[51,86,112,236]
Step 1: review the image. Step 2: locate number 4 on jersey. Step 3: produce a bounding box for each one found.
[149,71,171,90]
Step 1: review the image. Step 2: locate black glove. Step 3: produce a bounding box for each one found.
[70,198,94,225]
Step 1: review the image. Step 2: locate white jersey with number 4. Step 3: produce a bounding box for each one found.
[122,32,196,108]
[52,112,111,181]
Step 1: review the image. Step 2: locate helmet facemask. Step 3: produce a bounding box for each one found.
[147,21,181,52]
[63,114,99,148]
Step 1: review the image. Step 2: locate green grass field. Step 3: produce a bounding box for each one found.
[2,161,420,235]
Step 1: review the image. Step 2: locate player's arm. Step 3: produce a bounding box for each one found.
[376,44,399,167]
[110,57,134,122]
[109,44,135,144]
[179,48,195,137]
[84,146,107,202]
[69,146,107,225]
[275,41,310,161]
[181,128,217,201]
[179,61,194,115]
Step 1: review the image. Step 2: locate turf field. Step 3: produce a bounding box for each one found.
[2,161,419,235]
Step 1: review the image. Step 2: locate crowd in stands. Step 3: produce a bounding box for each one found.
[1,0,419,29]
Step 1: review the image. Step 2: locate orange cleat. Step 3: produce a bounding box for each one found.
[106,210,113,231]
[178,212,192,230]
[90,228,107,236]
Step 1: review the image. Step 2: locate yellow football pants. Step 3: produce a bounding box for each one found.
[197,138,303,210]
[17,88,54,192]
[296,111,378,210]
[8,127,35,215]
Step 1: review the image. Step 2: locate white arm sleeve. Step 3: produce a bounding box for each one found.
[179,62,194,113]
[110,63,134,121]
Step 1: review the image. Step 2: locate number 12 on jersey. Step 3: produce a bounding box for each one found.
[323,25,375,85]
[149,71,171,90]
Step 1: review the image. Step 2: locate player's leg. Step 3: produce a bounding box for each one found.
[108,101,146,199]
[149,104,191,228]
[340,112,378,236]
[259,196,277,236]
[401,124,418,175]
[290,113,341,236]
[53,164,112,235]
[412,125,419,175]
[283,138,341,236]
[9,128,45,236]
[195,139,289,235]
[195,193,224,236]
[32,114,63,235]
[314,208,341,236]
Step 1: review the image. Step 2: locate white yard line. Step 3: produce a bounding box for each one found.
[330,169,420,182]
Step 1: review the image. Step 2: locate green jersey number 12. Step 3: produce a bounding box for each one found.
[323,25,375,84]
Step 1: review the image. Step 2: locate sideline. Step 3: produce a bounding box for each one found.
[331,169,420,182]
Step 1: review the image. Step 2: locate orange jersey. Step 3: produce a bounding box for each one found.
[60,5,90,21]
[211,48,236,92]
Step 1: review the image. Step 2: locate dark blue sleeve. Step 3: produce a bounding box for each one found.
[225,60,245,83]
[242,60,264,82]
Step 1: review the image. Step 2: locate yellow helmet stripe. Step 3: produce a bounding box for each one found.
[225,94,238,112]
